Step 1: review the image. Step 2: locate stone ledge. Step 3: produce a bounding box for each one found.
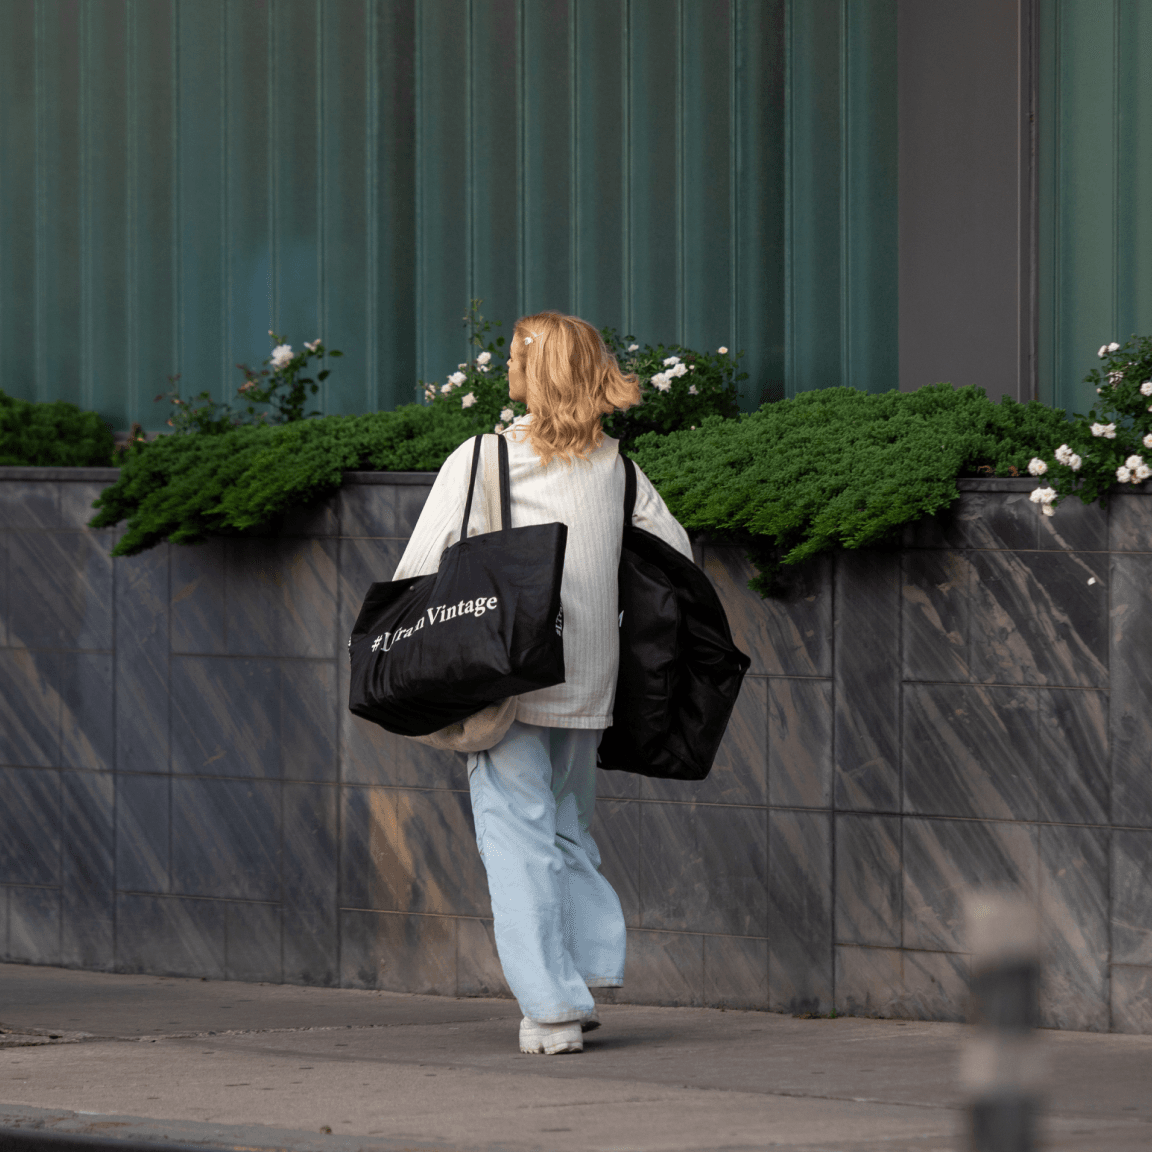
[0,467,121,481]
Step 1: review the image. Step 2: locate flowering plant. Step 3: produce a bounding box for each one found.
[1026,335,1152,515]
[418,302,743,449]
[155,331,342,435]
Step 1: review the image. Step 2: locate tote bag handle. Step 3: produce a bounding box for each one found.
[459,433,512,538]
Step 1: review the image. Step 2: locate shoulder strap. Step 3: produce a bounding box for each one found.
[460,435,485,539]
[461,433,512,539]
[621,451,637,527]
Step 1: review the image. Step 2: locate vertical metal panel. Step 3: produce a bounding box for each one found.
[36,0,84,406]
[572,0,626,333]
[469,0,519,336]
[0,0,37,402]
[416,0,470,385]
[521,0,573,316]
[627,0,679,346]
[734,0,786,404]
[128,0,177,428]
[321,0,369,414]
[176,0,226,401]
[225,0,271,401]
[373,0,417,410]
[82,1,130,423]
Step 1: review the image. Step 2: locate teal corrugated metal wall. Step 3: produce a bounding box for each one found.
[0,0,898,431]
[1039,0,1152,415]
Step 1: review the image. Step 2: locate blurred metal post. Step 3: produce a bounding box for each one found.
[960,893,1044,1152]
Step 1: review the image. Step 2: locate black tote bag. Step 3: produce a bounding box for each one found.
[598,454,751,780]
[347,434,567,737]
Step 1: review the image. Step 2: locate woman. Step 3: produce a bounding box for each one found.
[393,311,692,1054]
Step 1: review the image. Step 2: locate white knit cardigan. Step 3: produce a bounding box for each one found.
[392,417,693,729]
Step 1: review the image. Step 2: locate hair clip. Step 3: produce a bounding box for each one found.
[523,337,532,345]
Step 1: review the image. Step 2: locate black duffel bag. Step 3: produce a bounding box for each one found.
[598,454,751,780]
[347,434,567,737]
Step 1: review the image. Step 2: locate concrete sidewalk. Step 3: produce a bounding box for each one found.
[1,964,1149,1151]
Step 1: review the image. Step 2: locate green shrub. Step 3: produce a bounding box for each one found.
[629,384,1072,594]
[92,403,474,556]
[0,390,115,467]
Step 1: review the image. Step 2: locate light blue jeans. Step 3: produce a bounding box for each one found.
[467,720,626,1023]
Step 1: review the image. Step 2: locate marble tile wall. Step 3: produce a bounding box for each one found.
[1,472,1150,1033]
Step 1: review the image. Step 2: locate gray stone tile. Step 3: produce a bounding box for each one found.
[116,774,169,894]
[341,786,489,918]
[115,544,169,773]
[703,934,767,1009]
[340,910,457,994]
[115,893,225,978]
[0,530,8,647]
[1107,493,1152,552]
[170,778,280,902]
[834,550,901,811]
[1039,824,1108,1032]
[903,684,1038,820]
[170,539,226,655]
[623,928,704,1006]
[1110,554,1152,826]
[642,675,767,805]
[700,546,831,677]
[591,799,640,928]
[338,485,398,538]
[1037,688,1109,825]
[279,492,339,537]
[900,502,966,550]
[596,766,641,800]
[835,945,904,1018]
[456,917,511,998]
[170,656,279,778]
[225,901,282,982]
[0,649,60,768]
[59,482,111,531]
[337,657,458,789]
[395,485,433,536]
[0,767,60,886]
[1110,965,1152,1034]
[901,950,969,1022]
[951,490,1038,550]
[769,677,832,808]
[835,814,901,947]
[768,810,832,1014]
[59,653,113,771]
[7,530,114,649]
[639,802,766,937]
[225,537,338,658]
[901,551,972,682]
[283,782,338,987]
[1037,491,1108,552]
[0,482,59,530]
[337,537,406,641]
[7,886,61,965]
[970,549,1108,688]
[903,818,1038,953]
[281,660,338,782]
[1112,830,1152,967]
[61,771,114,969]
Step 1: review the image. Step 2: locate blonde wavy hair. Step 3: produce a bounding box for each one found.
[512,311,641,466]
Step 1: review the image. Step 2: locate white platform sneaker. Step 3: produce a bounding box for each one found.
[519,1017,584,1054]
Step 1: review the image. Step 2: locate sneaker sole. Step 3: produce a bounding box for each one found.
[521,1038,583,1055]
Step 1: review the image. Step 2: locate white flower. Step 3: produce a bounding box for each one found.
[1029,486,1057,506]
[423,386,436,402]
[500,407,514,422]
[477,351,492,365]
[268,329,275,336]
[667,362,688,378]
[651,372,671,392]
[1027,457,1048,476]
[478,365,489,373]
[270,343,294,369]
[1143,434,1152,449]
[1109,342,1121,352]
[1126,454,1144,470]
[461,392,477,408]
[1068,453,1082,471]
[1117,465,1132,483]
[663,355,681,367]
[1090,422,1117,438]
[1041,504,1056,517]
[718,346,728,354]
[458,363,467,370]
[1137,464,1152,482]
[448,371,467,386]
[493,423,505,434]
[1108,370,1125,384]
[627,344,639,352]
[688,385,698,395]
[440,383,454,394]
[688,364,695,370]
[304,339,321,352]
[1141,381,1152,397]
[1099,343,1114,357]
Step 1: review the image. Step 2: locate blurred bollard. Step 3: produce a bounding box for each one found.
[960,893,1045,1152]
